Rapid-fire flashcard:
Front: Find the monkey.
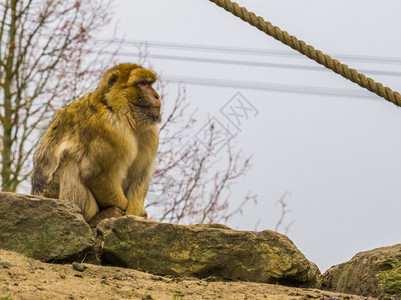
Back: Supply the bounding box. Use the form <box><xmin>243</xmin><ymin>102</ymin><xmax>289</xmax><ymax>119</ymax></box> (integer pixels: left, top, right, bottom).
<box><xmin>31</xmin><ymin>63</ymin><xmax>161</xmax><ymax>225</ymax></box>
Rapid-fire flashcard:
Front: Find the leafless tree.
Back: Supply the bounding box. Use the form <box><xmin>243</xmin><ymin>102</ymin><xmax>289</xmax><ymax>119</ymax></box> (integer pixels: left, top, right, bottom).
<box><xmin>0</xmin><ymin>0</ymin><xmax>116</xmax><ymax>191</ymax></box>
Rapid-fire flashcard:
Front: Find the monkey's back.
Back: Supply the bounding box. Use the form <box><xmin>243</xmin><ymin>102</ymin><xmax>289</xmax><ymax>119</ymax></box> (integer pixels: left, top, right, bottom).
<box><xmin>31</xmin><ymin>92</ymin><xmax>130</xmax><ymax>197</ymax></box>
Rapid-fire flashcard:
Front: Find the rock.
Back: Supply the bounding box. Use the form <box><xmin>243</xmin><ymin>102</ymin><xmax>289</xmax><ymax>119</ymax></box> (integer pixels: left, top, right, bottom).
<box><xmin>0</xmin><ymin>191</ymin><xmax>94</xmax><ymax>261</ymax></box>
<box><xmin>96</xmin><ymin>216</ymin><xmax>320</xmax><ymax>287</ymax></box>
<box><xmin>321</xmin><ymin>244</ymin><xmax>401</xmax><ymax>298</ymax></box>
<box><xmin>72</xmin><ymin>262</ymin><xmax>88</xmax><ymax>272</ymax></box>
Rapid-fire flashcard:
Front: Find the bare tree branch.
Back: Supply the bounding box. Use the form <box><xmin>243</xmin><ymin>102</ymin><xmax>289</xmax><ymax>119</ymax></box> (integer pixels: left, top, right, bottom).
<box><xmin>275</xmin><ymin>192</ymin><xmax>294</xmax><ymax>234</ymax></box>
<box><xmin>146</xmin><ymin>83</ymin><xmax>257</xmax><ymax>225</ymax></box>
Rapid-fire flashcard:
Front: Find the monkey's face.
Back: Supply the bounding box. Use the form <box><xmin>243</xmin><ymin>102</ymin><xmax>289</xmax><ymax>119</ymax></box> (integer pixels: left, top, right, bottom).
<box><xmin>129</xmin><ymin>81</ymin><xmax>161</xmax><ymax>123</ymax></box>
<box><xmin>105</xmin><ymin>66</ymin><xmax>162</xmax><ymax>124</ymax></box>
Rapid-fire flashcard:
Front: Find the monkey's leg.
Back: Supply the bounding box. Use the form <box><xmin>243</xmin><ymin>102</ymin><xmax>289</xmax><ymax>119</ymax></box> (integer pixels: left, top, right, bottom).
<box><xmin>59</xmin><ymin>163</ymin><xmax>99</xmax><ymax>221</ymax></box>
<box><xmin>84</xmin><ymin>176</ymin><xmax>129</xmax><ymax>213</ymax></box>
<box><xmin>125</xmin><ymin>182</ymin><xmax>148</xmax><ymax>217</ymax></box>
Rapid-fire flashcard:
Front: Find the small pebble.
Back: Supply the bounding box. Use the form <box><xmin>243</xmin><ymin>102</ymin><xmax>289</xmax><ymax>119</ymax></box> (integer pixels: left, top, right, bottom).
<box><xmin>72</xmin><ymin>262</ymin><xmax>87</xmax><ymax>272</ymax></box>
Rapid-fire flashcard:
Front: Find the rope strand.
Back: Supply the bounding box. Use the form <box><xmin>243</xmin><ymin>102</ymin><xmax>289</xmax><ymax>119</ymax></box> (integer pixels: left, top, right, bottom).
<box><xmin>208</xmin><ymin>0</ymin><xmax>401</xmax><ymax>107</ymax></box>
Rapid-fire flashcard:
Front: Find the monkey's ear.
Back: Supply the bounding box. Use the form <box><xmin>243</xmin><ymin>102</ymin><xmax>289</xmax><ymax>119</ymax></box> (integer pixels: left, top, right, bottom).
<box><xmin>108</xmin><ymin>73</ymin><xmax>118</xmax><ymax>88</ymax></box>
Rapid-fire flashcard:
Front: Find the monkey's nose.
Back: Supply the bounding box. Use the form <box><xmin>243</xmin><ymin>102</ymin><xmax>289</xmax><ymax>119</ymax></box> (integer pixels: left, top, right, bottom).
<box><xmin>153</xmin><ymin>98</ymin><xmax>161</xmax><ymax>108</ymax></box>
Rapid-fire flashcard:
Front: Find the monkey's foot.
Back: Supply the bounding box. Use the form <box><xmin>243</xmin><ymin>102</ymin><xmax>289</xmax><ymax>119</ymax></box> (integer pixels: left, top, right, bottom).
<box><xmin>88</xmin><ymin>206</ymin><xmax>125</xmax><ymax>228</ymax></box>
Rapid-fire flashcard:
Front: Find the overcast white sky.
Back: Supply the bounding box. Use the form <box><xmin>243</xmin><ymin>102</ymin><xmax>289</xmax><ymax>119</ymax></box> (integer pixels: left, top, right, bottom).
<box><xmin>101</xmin><ymin>0</ymin><xmax>401</xmax><ymax>272</ymax></box>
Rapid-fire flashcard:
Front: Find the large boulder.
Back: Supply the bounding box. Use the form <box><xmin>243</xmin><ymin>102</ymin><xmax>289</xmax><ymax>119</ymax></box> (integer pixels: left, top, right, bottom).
<box><xmin>0</xmin><ymin>191</ymin><xmax>94</xmax><ymax>261</ymax></box>
<box><xmin>321</xmin><ymin>244</ymin><xmax>401</xmax><ymax>298</ymax></box>
<box><xmin>96</xmin><ymin>216</ymin><xmax>320</xmax><ymax>287</ymax></box>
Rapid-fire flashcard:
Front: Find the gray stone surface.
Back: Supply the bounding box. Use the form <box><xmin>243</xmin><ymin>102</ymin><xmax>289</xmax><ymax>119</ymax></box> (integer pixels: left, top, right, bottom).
<box><xmin>97</xmin><ymin>216</ymin><xmax>320</xmax><ymax>287</ymax></box>
<box><xmin>0</xmin><ymin>191</ymin><xmax>94</xmax><ymax>261</ymax></box>
<box><xmin>322</xmin><ymin>244</ymin><xmax>401</xmax><ymax>298</ymax></box>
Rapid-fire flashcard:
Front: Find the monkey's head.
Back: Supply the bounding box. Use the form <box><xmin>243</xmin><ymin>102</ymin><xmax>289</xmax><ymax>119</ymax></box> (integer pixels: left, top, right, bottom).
<box><xmin>99</xmin><ymin>63</ymin><xmax>161</xmax><ymax>125</ymax></box>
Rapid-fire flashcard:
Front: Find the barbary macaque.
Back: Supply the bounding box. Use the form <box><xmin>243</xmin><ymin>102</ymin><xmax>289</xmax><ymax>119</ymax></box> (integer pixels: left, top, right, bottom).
<box><xmin>31</xmin><ymin>63</ymin><xmax>161</xmax><ymax>224</ymax></box>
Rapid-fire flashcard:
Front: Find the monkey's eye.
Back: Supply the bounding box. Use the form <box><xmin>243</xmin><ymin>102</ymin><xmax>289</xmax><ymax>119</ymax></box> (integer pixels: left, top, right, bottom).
<box><xmin>137</xmin><ymin>81</ymin><xmax>148</xmax><ymax>86</ymax></box>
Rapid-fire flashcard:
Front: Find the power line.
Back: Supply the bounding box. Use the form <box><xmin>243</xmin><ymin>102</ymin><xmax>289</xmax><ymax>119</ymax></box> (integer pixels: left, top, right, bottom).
<box><xmin>108</xmin><ymin>50</ymin><xmax>401</xmax><ymax>77</ymax></box>
<box><xmin>94</xmin><ymin>41</ymin><xmax>396</xmax><ymax>98</ymax></box>
<box><xmin>95</xmin><ymin>38</ymin><xmax>401</xmax><ymax>65</ymax></box>
<box><xmin>162</xmin><ymin>75</ymin><xmax>379</xmax><ymax>99</ymax></box>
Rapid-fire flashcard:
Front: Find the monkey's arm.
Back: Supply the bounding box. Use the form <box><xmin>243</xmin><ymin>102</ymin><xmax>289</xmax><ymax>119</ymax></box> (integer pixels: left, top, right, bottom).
<box><xmin>124</xmin><ymin>127</ymin><xmax>159</xmax><ymax>217</ymax></box>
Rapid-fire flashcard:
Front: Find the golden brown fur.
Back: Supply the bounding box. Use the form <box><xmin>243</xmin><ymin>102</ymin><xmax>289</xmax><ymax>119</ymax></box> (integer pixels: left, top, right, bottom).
<box><xmin>31</xmin><ymin>63</ymin><xmax>161</xmax><ymax>222</ymax></box>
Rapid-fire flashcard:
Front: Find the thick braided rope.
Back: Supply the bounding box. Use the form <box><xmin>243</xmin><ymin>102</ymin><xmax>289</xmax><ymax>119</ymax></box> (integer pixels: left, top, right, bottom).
<box><xmin>208</xmin><ymin>0</ymin><xmax>401</xmax><ymax>107</ymax></box>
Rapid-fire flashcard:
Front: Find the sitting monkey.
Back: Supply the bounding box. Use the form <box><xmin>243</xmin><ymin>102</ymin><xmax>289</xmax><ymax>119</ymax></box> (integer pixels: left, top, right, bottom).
<box><xmin>31</xmin><ymin>63</ymin><xmax>161</xmax><ymax>224</ymax></box>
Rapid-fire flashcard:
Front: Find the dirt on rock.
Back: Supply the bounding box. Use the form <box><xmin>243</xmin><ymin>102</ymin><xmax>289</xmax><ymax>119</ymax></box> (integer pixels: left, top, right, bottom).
<box><xmin>0</xmin><ymin>250</ymin><xmax>376</xmax><ymax>300</ymax></box>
